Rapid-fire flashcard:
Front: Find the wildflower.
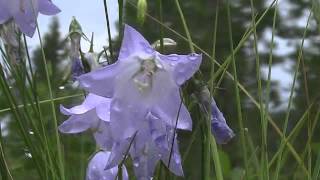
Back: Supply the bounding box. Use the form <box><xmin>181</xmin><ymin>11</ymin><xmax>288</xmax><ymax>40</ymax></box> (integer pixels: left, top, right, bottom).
<box><xmin>59</xmin><ymin>93</ymin><xmax>113</xmax><ymax>150</ymax></box>
<box><xmin>87</xmin><ymin>151</ymin><xmax>128</xmax><ymax>180</ymax></box>
<box><xmin>0</xmin><ymin>0</ymin><xmax>60</xmax><ymax>37</ymax></box>
<box><xmin>78</xmin><ymin>24</ymin><xmax>202</xmax><ymax>140</ymax></box>
<box><xmin>210</xmin><ymin>98</ymin><xmax>235</xmax><ymax>144</ymax></box>
<box><xmin>68</xmin><ymin>17</ymin><xmax>85</xmax><ymax>79</ymax></box>
<box><xmin>197</xmin><ymin>86</ymin><xmax>234</xmax><ymax>144</ymax></box>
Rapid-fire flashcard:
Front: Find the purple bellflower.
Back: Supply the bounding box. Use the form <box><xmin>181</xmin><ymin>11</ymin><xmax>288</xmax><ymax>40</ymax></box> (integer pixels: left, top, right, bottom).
<box><xmin>197</xmin><ymin>86</ymin><xmax>234</xmax><ymax>144</ymax></box>
<box><xmin>87</xmin><ymin>151</ymin><xmax>128</xmax><ymax>180</ymax></box>
<box><xmin>59</xmin><ymin>93</ymin><xmax>113</xmax><ymax>150</ymax></box>
<box><xmin>59</xmin><ymin>93</ymin><xmax>185</xmax><ymax>178</ymax></box>
<box><xmin>210</xmin><ymin>98</ymin><xmax>235</xmax><ymax>144</ymax></box>
<box><xmin>78</xmin><ymin>24</ymin><xmax>202</xmax><ymax>140</ymax></box>
<box><xmin>0</xmin><ymin>0</ymin><xmax>60</xmax><ymax>37</ymax></box>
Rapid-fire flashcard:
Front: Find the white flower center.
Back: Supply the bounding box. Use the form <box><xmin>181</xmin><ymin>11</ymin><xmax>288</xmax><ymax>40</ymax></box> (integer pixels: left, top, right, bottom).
<box><xmin>132</xmin><ymin>56</ymin><xmax>162</xmax><ymax>92</ymax></box>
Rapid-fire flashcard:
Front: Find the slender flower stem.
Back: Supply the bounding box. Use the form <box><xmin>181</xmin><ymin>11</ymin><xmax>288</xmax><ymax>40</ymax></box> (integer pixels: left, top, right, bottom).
<box><xmin>226</xmin><ymin>0</ymin><xmax>249</xmax><ymax>178</ymax></box>
<box><xmin>264</xmin><ymin>1</ymin><xmax>278</xmax><ymax>179</ymax></box>
<box><xmin>273</xmin><ymin>11</ymin><xmax>312</xmax><ymax>180</ymax></box>
<box><xmin>35</xmin><ymin>22</ymin><xmax>65</xmax><ymax>180</ymax></box>
<box><xmin>208</xmin><ymin>2</ymin><xmax>224</xmax><ymax>180</ymax></box>
<box><xmin>249</xmin><ymin>0</ymin><xmax>269</xmax><ymax>179</ymax></box>
<box><xmin>103</xmin><ymin>0</ymin><xmax>115</xmax><ymax>60</ymax></box>
<box><xmin>157</xmin><ymin>0</ymin><xmax>164</xmax><ymax>53</ymax></box>
<box><xmin>0</xmin><ymin>124</ymin><xmax>13</xmax><ymax>180</ymax></box>
<box><xmin>173</xmin><ymin>0</ymin><xmax>194</xmax><ymax>53</ymax></box>
<box><xmin>0</xmin><ymin>93</ymin><xmax>83</xmax><ymax>114</ymax></box>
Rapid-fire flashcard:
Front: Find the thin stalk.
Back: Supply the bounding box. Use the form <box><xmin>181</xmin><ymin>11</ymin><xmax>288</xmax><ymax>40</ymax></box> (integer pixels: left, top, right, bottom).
<box><xmin>118</xmin><ymin>0</ymin><xmax>124</xmax><ymax>32</ymax></box>
<box><xmin>264</xmin><ymin>0</ymin><xmax>278</xmax><ymax>179</ymax></box>
<box><xmin>103</xmin><ymin>0</ymin><xmax>115</xmax><ymax>60</ymax></box>
<box><xmin>227</xmin><ymin>0</ymin><xmax>249</xmax><ymax>178</ymax></box>
<box><xmin>207</xmin><ymin>2</ymin><xmax>224</xmax><ymax>180</ymax></box>
<box><xmin>157</xmin><ymin>0</ymin><xmax>164</xmax><ymax>53</ymax></box>
<box><xmin>273</xmin><ymin>10</ymin><xmax>312</xmax><ymax>180</ymax></box>
<box><xmin>0</xmin><ymin>125</ymin><xmax>14</xmax><ymax>180</ymax></box>
<box><xmin>35</xmin><ymin>21</ymin><xmax>65</xmax><ymax>180</ymax></box>
<box><xmin>173</xmin><ymin>0</ymin><xmax>194</xmax><ymax>53</ymax></box>
<box><xmin>249</xmin><ymin>0</ymin><xmax>268</xmax><ymax>179</ymax></box>
<box><xmin>0</xmin><ymin>93</ymin><xmax>83</xmax><ymax>114</ymax></box>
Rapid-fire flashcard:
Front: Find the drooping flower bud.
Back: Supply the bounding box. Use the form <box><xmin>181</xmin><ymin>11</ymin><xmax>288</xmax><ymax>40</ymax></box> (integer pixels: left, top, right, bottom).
<box><xmin>137</xmin><ymin>0</ymin><xmax>147</xmax><ymax>25</ymax></box>
<box><xmin>68</xmin><ymin>17</ymin><xmax>86</xmax><ymax>79</ymax></box>
<box><xmin>152</xmin><ymin>38</ymin><xmax>177</xmax><ymax>54</ymax></box>
<box><xmin>196</xmin><ymin>85</ymin><xmax>235</xmax><ymax>144</ymax></box>
<box><xmin>68</xmin><ymin>17</ymin><xmax>83</xmax><ymax>58</ymax></box>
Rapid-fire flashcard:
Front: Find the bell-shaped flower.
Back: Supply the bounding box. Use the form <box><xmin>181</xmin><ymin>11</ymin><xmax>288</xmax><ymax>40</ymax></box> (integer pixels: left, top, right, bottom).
<box><xmin>78</xmin><ymin>24</ymin><xmax>202</xmax><ymax>140</ymax></box>
<box><xmin>0</xmin><ymin>0</ymin><xmax>60</xmax><ymax>37</ymax></box>
<box><xmin>210</xmin><ymin>98</ymin><xmax>235</xmax><ymax>144</ymax></box>
<box><xmin>59</xmin><ymin>93</ymin><xmax>113</xmax><ymax>150</ymax></box>
<box><xmin>86</xmin><ymin>151</ymin><xmax>128</xmax><ymax>180</ymax></box>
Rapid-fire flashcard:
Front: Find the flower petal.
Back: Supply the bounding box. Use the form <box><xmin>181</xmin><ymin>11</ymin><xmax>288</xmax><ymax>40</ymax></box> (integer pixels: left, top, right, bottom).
<box><xmin>60</xmin><ymin>94</ymin><xmax>108</xmax><ymax>115</ymax></box>
<box><xmin>118</xmin><ymin>24</ymin><xmax>154</xmax><ymax>61</ymax></box>
<box><xmin>78</xmin><ymin>62</ymin><xmax>120</xmax><ymax>98</ymax></box>
<box><xmin>105</xmin><ymin>139</ymin><xmax>131</xmax><ymax>169</ymax></box>
<box><xmin>38</xmin><ymin>0</ymin><xmax>61</xmax><ymax>15</ymax></box>
<box><xmin>211</xmin><ymin>99</ymin><xmax>235</xmax><ymax>144</ymax></box>
<box><xmin>158</xmin><ymin>53</ymin><xmax>202</xmax><ymax>85</ymax></box>
<box><xmin>13</xmin><ymin>12</ymin><xmax>36</xmax><ymax>37</ymax></box>
<box><xmin>110</xmin><ymin>98</ymin><xmax>147</xmax><ymax>140</ymax></box>
<box><xmin>160</xmin><ymin>140</ymin><xmax>184</xmax><ymax>177</ymax></box>
<box><xmin>58</xmin><ymin>110</ymin><xmax>98</xmax><ymax>134</ymax></box>
<box><xmin>86</xmin><ymin>151</ymin><xmax>128</xmax><ymax>180</ymax></box>
<box><xmin>93</xmin><ymin>121</ymin><xmax>113</xmax><ymax>150</ymax></box>
<box><xmin>0</xmin><ymin>1</ymin><xmax>10</xmax><ymax>24</ymax></box>
<box><xmin>131</xmin><ymin>149</ymin><xmax>160</xmax><ymax>179</ymax></box>
<box><xmin>151</xmin><ymin>86</ymin><xmax>192</xmax><ymax>131</ymax></box>
<box><xmin>95</xmin><ymin>102</ymin><xmax>111</xmax><ymax>122</ymax></box>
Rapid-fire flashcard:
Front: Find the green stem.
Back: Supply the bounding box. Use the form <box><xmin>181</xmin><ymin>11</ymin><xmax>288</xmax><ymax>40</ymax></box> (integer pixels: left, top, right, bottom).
<box><xmin>226</xmin><ymin>0</ymin><xmax>249</xmax><ymax>178</ymax></box>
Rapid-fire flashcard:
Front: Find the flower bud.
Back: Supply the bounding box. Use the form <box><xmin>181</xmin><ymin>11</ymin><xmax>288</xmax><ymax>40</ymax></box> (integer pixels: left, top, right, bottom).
<box><xmin>137</xmin><ymin>0</ymin><xmax>147</xmax><ymax>25</ymax></box>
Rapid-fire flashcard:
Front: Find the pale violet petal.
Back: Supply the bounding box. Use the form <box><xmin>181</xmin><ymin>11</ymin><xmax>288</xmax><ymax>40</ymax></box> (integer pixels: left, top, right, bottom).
<box><xmin>58</xmin><ymin>110</ymin><xmax>98</xmax><ymax>134</ymax></box>
<box><xmin>78</xmin><ymin>63</ymin><xmax>120</xmax><ymax>98</ymax></box>
<box><xmin>38</xmin><ymin>0</ymin><xmax>61</xmax><ymax>15</ymax></box>
<box><xmin>151</xmin><ymin>86</ymin><xmax>192</xmax><ymax>130</ymax></box>
<box><xmin>158</xmin><ymin>53</ymin><xmax>202</xmax><ymax>85</ymax></box>
<box><xmin>93</xmin><ymin>121</ymin><xmax>113</xmax><ymax>150</ymax></box>
<box><xmin>118</xmin><ymin>24</ymin><xmax>154</xmax><ymax>61</ymax></box>
<box><xmin>105</xmin><ymin>139</ymin><xmax>131</xmax><ymax>169</ymax></box>
<box><xmin>160</xmin><ymin>140</ymin><xmax>184</xmax><ymax>177</ymax></box>
<box><xmin>110</xmin><ymin>98</ymin><xmax>147</xmax><ymax>140</ymax></box>
<box><xmin>13</xmin><ymin>12</ymin><xmax>36</xmax><ymax>37</ymax></box>
<box><xmin>86</xmin><ymin>151</ymin><xmax>128</xmax><ymax>180</ymax></box>
<box><xmin>0</xmin><ymin>0</ymin><xmax>10</xmax><ymax>24</ymax></box>
<box><xmin>60</xmin><ymin>94</ymin><xmax>108</xmax><ymax>115</ymax></box>
<box><xmin>95</xmin><ymin>100</ymin><xmax>111</xmax><ymax>122</ymax></box>
<box><xmin>211</xmin><ymin>98</ymin><xmax>235</xmax><ymax>144</ymax></box>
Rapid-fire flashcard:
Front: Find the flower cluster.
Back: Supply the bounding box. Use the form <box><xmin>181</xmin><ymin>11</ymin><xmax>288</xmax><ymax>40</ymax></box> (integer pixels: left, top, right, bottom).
<box><xmin>59</xmin><ymin>25</ymin><xmax>234</xmax><ymax>179</ymax></box>
<box><xmin>0</xmin><ymin>0</ymin><xmax>60</xmax><ymax>37</ymax></box>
